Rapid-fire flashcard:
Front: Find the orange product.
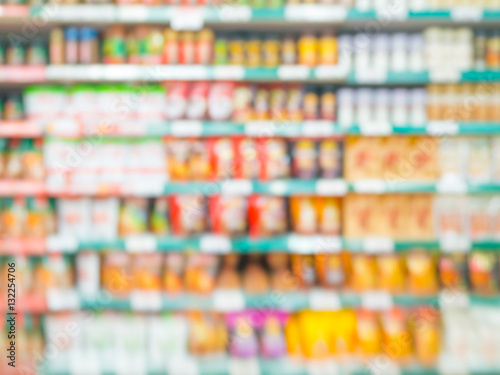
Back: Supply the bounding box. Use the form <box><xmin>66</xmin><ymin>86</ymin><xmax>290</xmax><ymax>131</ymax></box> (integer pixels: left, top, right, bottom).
<box><xmin>162</xmin><ymin>29</ymin><xmax>179</xmax><ymax>64</ymax></box>
<box><xmin>179</xmin><ymin>32</ymin><xmax>196</xmax><ymax>64</ymax></box>
<box><xmin>243</xmin><ymin>260</ymin><xmax>270</xmax><ymax>294</ymax></box>
<box><xmin>290</xmin><ymin>197</ymin><xmax>318</xmax><ymax>235</ymax></box>
<box><xmin>163</xmin><ymin>253</ymin><xmax>184</xmax><ymax>294</ymax></box>
<box><xmin>349</xmin><ymin>254</ymin><xmax>378</xmax><ymax>292</ymax></box>
<box><xmin>232</xmin><ymin>84</ymin><xmax>254</xmax><ymax>122</ymax></box>
<box><xmin>380</xmin><ymin>136</ymin><xmax>408</xmax><ymax>181</ymax></box>
<box><xmin>166</xmin><ymin>139</ymin><xmax>190</xmax><ymax>180</ymax></box>
<box><xmin>285</xmin><ymin>314</ymin><xmax>302</xmax><ymax>357</ymax></box>
<box><xmin>188</xmin><ymin>139</ymin><xmax>211</xmax><ymax>180</ymax></box>
<box><xmin>291</xmin><ymin>254</ymin><xmax>317</xmax><ymax>289</ymax></box>
<box><xmin>318</xmin><ymin>31</ymin><xmax>337</xmax><ymax>65</ymax></box>
<box><xmin>343</xmin><ymin>194</ymin><xmax>380</xmax><ymax>238</ymax></box>
<box><xmin>410</xmin><ymin>307</ymin><xmax>441</xmax><ymax>366</ymax></box>
<box><xmin>344</xmin><ymin>137</ymin><xmax>382</xmax><ymax>180</ymax></box>
<box><xmin>195</xmin><ymin>29</ymin><xmax>214</xmax><ymax>65</ymax></box>
<box><xmin>317</xmin><ymin>197</ymin><xmax>341</xmax><ymax>235</ymax></box>
<box><xmin>297</xmin><ymin>311</ymin><xmax>331</xmax><ymax>359</ymax></box>
<box><xmin>298</xmin><ymin>32</ymin><xmax>318</xmax><ymax>66</ymax></box>
<box><xmin>101</xmin><ymin>252</ymin><xmax>132</xmax><ymax>297</ymax></box>
<box><xmin>315</xmin><ymin>253</ymin><xmax>345</xmax><ymax>289</ymax></box>
<box><xmin>356</xmin><ymin>308</ymin><xmax>382</xmax><ymax>358</ymax></box>
<box><xmin>381</xmin><ymin>307</ymin><xmax>412</xmax><ymax>363</ymax></box>
<box><xmin>253</xmin><ymin>86</ymin><xmax>270</xmax><ymax>120</ymax></box>
<box><xmin>406</xmin><ymin>136</ymin><xmax>438</xmax><ymax>181</ymax></box>
<box><xmin>133</xmin><ymin>253</ymin><xmax>162</xmax><ymax>291</ymax></box>
<box><xmin>378</xmin><ymin>194</ymin><xmax>409</xmax><ymax>239</ymax></box>
<box><xmin>377</xmin><ymin>254</ymin><xmax>407</xmax><ymax>293</ymax></box>
<box><xmin>438</xmin><ymin>253</ymin><xmax>468</xmax><ymax>290</ymax></box>
<box><xmin>468</xmin><ymin>251</ymin><xmax>499</xmax><ymax>295</ymax></box>
<box><xmin>184</xmin><ymin>254</ymin><xmax>218</xmax><ymax>294</ymax></box>
<box><xmin>406</xmin><ymin>250</ymin><xmax>438</xmax><ymax>295</ymax></box>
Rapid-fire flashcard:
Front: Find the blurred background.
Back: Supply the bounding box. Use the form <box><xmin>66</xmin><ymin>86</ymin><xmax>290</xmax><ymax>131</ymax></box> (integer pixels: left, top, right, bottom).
<box><xmin>1</xmin><ymin>0</ymin><xmax>500</xmax><ymax>374</ymax></box>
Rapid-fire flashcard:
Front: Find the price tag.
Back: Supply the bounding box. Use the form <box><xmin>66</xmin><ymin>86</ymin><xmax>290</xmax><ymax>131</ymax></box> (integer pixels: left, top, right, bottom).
<box><xmin>363</xmin><ymin>237</ymin><xmax>394</xmax><ymax>253</ymax></box>
<box><xmin>171</xmin><ymin>7</ymin><xmax>204</xmax><ymax>30</ymax></box>
<box><xmin>156</xmin><ymin>65</ymin><xmax>209</xmax><ymax>80</ymax></box>
<box><xmin>451</xmin><ymin>7</ymin><xmax>482</xmax><ymax>21</ymax></box>
<box><xmin>48</xmin><ymin>118</ymin><xmax>80</xmax><ymax>137</ymax></box>
<box><xmin>229</xmin><ymin>358</ymin><xmax>260</xmax><ymax>375</ymax></box>
<box><xmin>436</xmin><ymin>176</ymin><xmax>468</xmax><ymax>194</ymax></box>
<box><xmin>125</xmin><ymin>182</ymin><xmax>164</xmax><ymax>197</ymax></box>
<box><xmin>213</xmin><ymin>289</ymin><xmax>245</xmax><ymax>312</ymax></box>
<box><xmin>315</xmin><ymin>65</ymin><xmax>349</xmax><ymax>80</ymax></box>
<box><xmin>130</xmin><ymin>291</ymin><xmax>162</xmax><ymax>311</ymax></box>
<box><xmin>369</xmin><ymin>361</ymin><xmax>401</xmax><ymax>375</ymax></box>
<box><xmin>125</xmin><ymin>235</ymin><xmax>157</xmax><ymax>252</ymax></box>
<box><xmin>315</xmin><ymin>179</ymin><xmax>348</xmax><ymax>196</ymax></box>
<box><xmin>103</xmin><ymin>65</ymin><xmax>141</xmax><ymax>81</ymax></box>
<box><xmin>117</xmin><ymin>5</ymin><xmax>149</xmax><ymax>21</ymax></box>
<box><xmin>303</xmin><ymin>121</ymin><xmax>335</xmax><ymax>136</ymax></box>
<box><xmin>221</xmin><ymin>180</ymin><xmax>253</xmax><ymax>195</ymax></box>
<box><xmin>362</xmin><ymin>291</ymin><xmax>393</xmax><ymax>310</ymax></box>
<box><xmin>268</xmin><ymin>181</ymin><xmax>288</xmax><ymax>195</ymax></box>
<box><xmin>70</xmin><ymin>352</ymin><xmax>100</xmax><ymax>375</ymax></box>
<box><xmin>360</xmin><ymin>121</ymin><xmax>392</xmax><ymax>136</ymax></box>
<box><xmin>306</xmin><ymin>360</ymin><xmax>339</xmax><ymax>375</ymax></box>
<box><xmin>352</xmin><ymin>180</ymin><xmax>386</xmax><ymax>193</ymax></box>
<box><xmin>439</xmin><ymin>290</ymin><xmax>469</xmax><ymax>309</ymax></box>
<box><xmin>309</xmin><ymin>289</ymin><xmax>341</xmax><ymax>311</ymax></box>
<box><xmin>167</xmin><ymin>357</ymin><xmax>199</xmax><ymax>375</ymax></box>
<box><xmin>285</xmin><ymin>5</ymin><xmax>347</xmax><ymax>21</ymax></box>
<box><xmin>426</xmin><ymin>121</ymin><xmax>459</xmax><ymax>135</ymax></box>
<box><xmin>47</xmin><ymin>289</ymin><xmax>80</xmax><ymax>311</ymax></box>
<box><xmin>355</xmin><ymin>69</ymin><xmax>387</xmax><ymax>83</ymax></box>
<box><xmin>218</xmin><ymin>5</ymin><xmax>252</xmax><ymax>22</ymax></box>
<box><xmin>244</xmin><ymin>121</ymin><xmax>276</xmax><ymax>137</ymax></box>
<box><xmin>213</xmin><ymin>66</ymin><xmax>245</xmax><ymax>80</ymax></box>
<box><xmin>314</xmin><ymin>236</ymin><xmax>342</xmax><ymax>253</ymax></box>
<box><xmin>277</xmin><ymin>65</ymin><xmax>310</xmax><ymax>80</ymax></box>
<box><xmin>80</xmin><ymin>5</ymin><xmax>115</xmax><ymax>21</ymax></box>
<box><xmin>429</xmin><ymin>68</ymin><xmax>461</xmax><ymax>83</ymax></box>
<box><xmin>287</xmin><ymin>235</ymin><xmax>316</xmax><ymax>253</ymax></box>
<box><xmin>46</xmin><ymin>235</ymin><xmax>78</xmax><ymax>253</ymax></box>
<box><xmin>200</xmin><ymin>235</ymin><xmax>231</xmax><ymax>253</ymax></box>
<box><xmin>439</xmin><ymin>235</ymin><xmax>471</xmax><ymax>253</ymax></box>
<box><xmin>170</xmin><ymin>120</ymin><xmax>203</xmax><ymax>136</ymax></box>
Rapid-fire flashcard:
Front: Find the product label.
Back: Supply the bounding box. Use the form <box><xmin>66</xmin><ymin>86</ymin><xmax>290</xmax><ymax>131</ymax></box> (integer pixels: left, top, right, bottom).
<box><xmin>200</xmin><ymin>235</ymin><xmax>231</xmax><ymax>253</ymax></box>
<box><xmin>212</xmin><ymin>66</ymin><xmax>245</xmax><ymax>80</ymax></box>
<box><xmin>221</xmin><ymin>180</ymin><xmax>253</xmax><ymax>195</ymax></box>
<box><xmin>315</xmin><ymin>179</ymin><xmax>348</xmax><ymax>196</ymax></box>
<box><xmin>361</xmin><ymin>291</ymin><xmax>393</xmax><ymax>310</ymax></box>
<box><xmin>171</xmin><ymin>7</ymin><xmax>204</xmax><ymax>30</ymax></box>
<box><xmin>125</xmin><ymin>234</ymin><xmax>157</xmax><ymax>253</ymax></box>
<box><xmin>309</xmin><ymin>289</ymin><xmax>341</xmax><ymax>311</ymax></box>
<box><xmin>218</xmin><ymin>6</ymin><xmax>252</xmax><ymax>22</ymax></box>
<box><xmin>130</xmin><ymin>291</ymin><xmax>162</xmax><ymax>311</ymax></box>
<box><xmin>213</xmin><ymin>289</ymin><xmax>245</xmax><ymax>312</ymax></box>
<box><xmin>170</xmin><ymin>120</ymin><xmax>203</xmax><ymax>136</ymax></box>
<box><xmin>277</xmin><ymin>66</ymin><xmax>310</xmax><ymax>80</ymax></box>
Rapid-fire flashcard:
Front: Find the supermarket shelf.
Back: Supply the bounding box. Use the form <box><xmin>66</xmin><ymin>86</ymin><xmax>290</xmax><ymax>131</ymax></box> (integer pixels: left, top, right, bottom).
<box><xmin>3</xmin><ymin>65</ymin><xmax>500</xmax><ymax>83</ymax></box>
<box><xmin>8</xmin><ymin>120</ymin><xmax>500</xmax><ymax>138</ymax></box>
<box><xmin>6</xmin><ymin>289</ymin><xmax>500</xmax><ymax>313</ymax></box>
<box><xmin>0</xmin><ymin>5</ymin><xmax>498</xmax><ymax>25</ymax></box>
<box><xmin>3</xmin><ymin>234</ymin><xmax>500</xmax><ymax>254</ymax></box>
<box><xmin>5</xmin><ymin>178</ymin><xmax>500</xmax><ymax>197</ymax></box>
<box><xmin>40</xmin><ymin>358</ymin><xmax>500</xmax><ymax>375</ymax></box>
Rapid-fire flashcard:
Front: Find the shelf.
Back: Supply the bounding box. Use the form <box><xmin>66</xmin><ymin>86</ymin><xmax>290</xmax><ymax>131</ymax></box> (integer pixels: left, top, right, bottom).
<box><xmin>8</xmin><ymin>120</ymin><xmax>500</xmax><ymax>138</ymax></box>
<box><xmin>3</xmin><ymin>235</ymin><xmax>500</xmax><ymax>255</ymax></box>
<box><xmin>3</xmin><ymin>65</ymin><xmax>500</xmax><ymax>84</ymax></box>
<box><xmin>0</xmin><ymin>5</ymin><xmax>497</xmax><ymax>25</ymax></box>
<box><xmin>5</xmin><ymin>289</ymin><xmax>500</xmax><ymax>313</ymax></box>
<box><xmin>5</xmin><ymin>178</ymin><xmax>500</xmax><ymax>197</ymax></box>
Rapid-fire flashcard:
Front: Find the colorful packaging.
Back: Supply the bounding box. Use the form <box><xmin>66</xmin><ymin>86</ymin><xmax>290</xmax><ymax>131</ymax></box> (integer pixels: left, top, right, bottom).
<box><xmin>407</xmin><ymin>194</ymin><xmax>434</xmax><ymax>240</ymax></box>
<box><xmin>209</xmin><ymin>196</ymin><xmax>247</xmax><ymax>236</ymax></box>
<box><xmin>243</xmin><ymin>259</ymin><xmax>270</xmax><ymax>294</ymax></box>
<box><xmin>208</xmin><ymin>82</ymin><xmax>234</xmax><ymax>121</ymax></box>
<box><xmin>407</xmin><ymin>250</ymin><xmax>438</xmax><ymax>295</ymax></box>
<box><xmin>91</xmin><ymin>198</ymin><xmax>119</xmax><ymax>240</ymax></box>
<box><xmin>411</xmin><ymin>307</ymin><xmax>441</xmax><ymax>366</ymax></box>
<box><xmin>118</xmin><ymin>198</ymin><xmax>148</xmax><ymax>236</ymax></box>
<box><xmin>189</xmin><ymin>139</ymin><xmax>211</xmax><ymax>180</ymax></box>
<box><xmin>315</xmin><ymin>253</ymin><xmax>345</xmax><ymax>289</ymax></box>
<box><xmin>291</xmin><ymin>254</ymin><xmax>316</xmax><ymax>289</ymax></box>
<box><xmin>290</xmin><ymin>197</ymin><xmax>318</xmax><ymax>235</ymax></box>
<box><xmin>163</xmin><ymin>253</ymin><xmax>184</xmax><ymax>294</ymax></box>
<box><xmin>317</xmin><ymin>197</ymin><xmax>341</xmax><ymax>235</ymax></box>
<box><xmin>469</xmin><ymin>251</ymin><xmax>499</xmax><ymax>295</ymax></box>
<box><xmin>292</xmin><ymin>140</ymin><xmax>317</xmax><ymax>179</ymax></box>
<box><xmin>357</xmin><ymin>309</ymin><xmax>382</xmax><ymax>358</ymax></box>
<box><xmin>234</xmin><ymin>138</ymin><xmax>259</xmax><ymax>179</ymax></box>
<box><xmin>248</xmin><ymin>196</ymin><xmax>287</xmax><ymax>237</ymax></box>
<box><xmin>209</xmin><ymin>137</ymin><xmax>235</xmax><ymax>179</ymax></box>
<box><xmin>379</xmin><ymin>194</ymin><xmax>409</xmax><ymax>239</ymax></box>
<box><xmin>102</xmin><ymin>252</ymin><xmax>132</xmax><ymax>297</ymax></box>
<box><xmin>195</xmin><ymin>29</ymin><xmax>214</xmax><ymax>65</ymax></box>
<box><xmin>165</xmin><ymin>81</ymin><xmax>189</xmax><ymax>120</ymax></box>
<box><xmin>349</xmin><ymin>254</ymin><xmax>378</xmax><ymax>291</ymax></box>
<box><xmin>184</xmin><ymin>254</ymin><xmax>218</xmax><ymax>294</ymax></box>
<box><xmin>186</xmin><ymin>81</ymin><xmax>210</xmax><ymax>120</ymax></box>
<box><xmin>170</xmin><ymin>195</ymin><xmax>206</xmax><ymax>236</ymax></box>
<box><xmin>133</xmin><ymin>253</ymin><xmax>162</xmax><ymax>291</ymax></box>
<box><xmin>377</xmin><ymin>254</ymin><xmax>406</xmax><ymax>293</ymax></box>
<box><xmin>439</xmin><ymin>253</ymin><xmax>469</xmax><ymax>290</ymax></box>
<box><xmin>343</xmin><ymin>194</ymin><xmax>379</xmax><ymax>238</ymax></box>
<box><xmin>258</xmin><ymin>139</ymin><xmax>290</xmax><ymax>180</ymax></box>
<box><xmin>233</xmin><ymin>84</ymin><xmax>254</xmax><ymax>121</ymax></box>
<box><xmin>381</xmin><ymin>307</ymin><xmax>412</xmax><ymax>363</ymax></box>
<box><xmin>318</xmin><ymin>140</ymin><xmax>342</xmax><ymax>178</ymax></box>
<box><xmin>150</xmin><ymin>198</ymin><xmax>170</xmax><ymax>236</ymax></box>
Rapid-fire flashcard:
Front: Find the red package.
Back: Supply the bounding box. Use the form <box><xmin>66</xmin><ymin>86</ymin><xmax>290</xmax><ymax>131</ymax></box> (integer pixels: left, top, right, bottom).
<box><xmin>234</xmin><ymin>137</ymin><xmax>259</xmax><ymax>179</ymax></box>
<box><xmin>179</xmin><ymin>32</ymin><xmax>195</xmax><ymax>64</ymax></box>
<box><xmin>208</xmin><ymin>138</ymin><xmax>235</xmax><ymax>180</ymax></box>
<box><xmin>248</xmin><ymin>195</ymin><xmax>287</xmax><ymax>237</ymax></box>
<box><xmin>187</xmin><ymin>81</ymin><xmax>210</xmax><ymax>120</ymax></box>
<box><xmin>162</xmin><ymin>29</ymin><xmax>179</xmax><ymax>64</ymax></box>
<box><xmin>170</xmin><ymin>195</ymin><xmax>206</xmax><ymax>236</ymax></box>
<box><xmin>209</xmin><ymin>196</ymin><xmax>248</xmax><ymax>236</ymax></box>
<box><xmin>165</xmin><ymin>82</ymin><xmax>189</xmax><ymax>120</ymax></box>
<box><xmin>258</xmin><ymin>139</ymin><xmax>290</xmax><ymax>180</ymax></box>
<box><xmin>208</xmin><ymin>82</ymin><xmax>235</xmax><ymax>121</ymax></box>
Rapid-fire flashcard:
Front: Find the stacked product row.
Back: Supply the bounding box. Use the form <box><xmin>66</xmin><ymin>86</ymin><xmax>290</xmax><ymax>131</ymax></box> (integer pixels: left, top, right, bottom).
<box><xmin>1</xmin><ymin>194</ymin><xmax>500</xmax><ymax>240</ymax></box>
<box><xmin>14</xmin><ymin>83</ymin><xmax>500</xmax><ymax>123</ymax></box>
<box><xmin>2</xmin><ymin>251</ymin><xmax>499</xmax><ymax>298</ymax></box>
<box><xmin>3</xmin><ymin>27</ymin><xmax>500</xmax><ymax>73</ymax></box>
